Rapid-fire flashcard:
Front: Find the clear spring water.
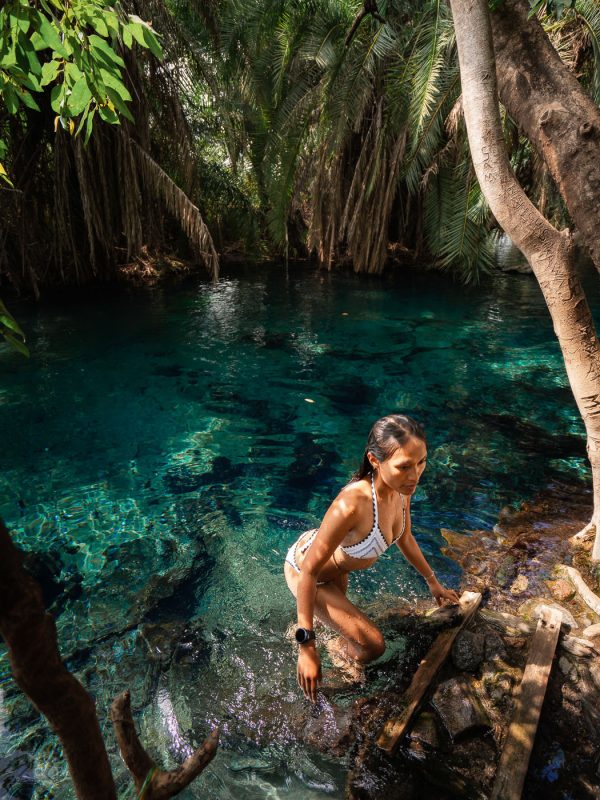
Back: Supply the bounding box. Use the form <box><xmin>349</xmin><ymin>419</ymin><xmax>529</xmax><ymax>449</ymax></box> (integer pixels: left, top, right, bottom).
<box><xmin>0</xmin><ymin>263</ymin><xmax>597</xmax><ymax>798</ymax></box>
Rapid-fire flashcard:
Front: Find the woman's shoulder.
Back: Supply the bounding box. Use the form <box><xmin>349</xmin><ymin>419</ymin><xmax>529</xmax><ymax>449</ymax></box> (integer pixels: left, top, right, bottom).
<box><xmin>335</xmin><ymin>479</ymin><xmax>372</xmax><ymax>508</ymax></box>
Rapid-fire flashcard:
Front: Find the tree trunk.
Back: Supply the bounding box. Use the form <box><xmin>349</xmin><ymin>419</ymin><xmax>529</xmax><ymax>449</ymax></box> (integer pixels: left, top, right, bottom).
<box><xmin>0</xmin><ymin>519</ymin><xmax>118</xmax><ymax>800</ymax></box>
<box><xmin>490</xmin><ymin>0</ymin><xmax>600</xmax><ymax>273</ymax></box>
<box><xmin>448</xmin><ymin>0</ymin><xmax>600</xmax><ymax>560</ymax></box>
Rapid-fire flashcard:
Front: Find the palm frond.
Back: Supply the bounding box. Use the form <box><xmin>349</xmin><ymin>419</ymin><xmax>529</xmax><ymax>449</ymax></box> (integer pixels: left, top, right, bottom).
<box><xmin>131</xmin><ymin>137</ymin><xmax>219</xmax><ymax>278</ymax></box>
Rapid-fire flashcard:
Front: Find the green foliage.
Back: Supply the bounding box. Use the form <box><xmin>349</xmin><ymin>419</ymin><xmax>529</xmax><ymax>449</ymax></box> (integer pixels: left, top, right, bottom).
<box><xmin>0</xmin><ymin>0</ymin><xmax>163</xmax><ymax>182</ymax></box>
<box><xmin>576</xmin><ymin>0</ymin><xmax>600</xmax><ymax>103</ymax></box>
<box><xmin>529</xmin><ymin>0</ymin><xmax>576</xmax><ymax>20</ymax></box>
<box><xmin>0</xmin><ymin>298</ymin><xmax>28</xmax><ymax>356</ymax></box>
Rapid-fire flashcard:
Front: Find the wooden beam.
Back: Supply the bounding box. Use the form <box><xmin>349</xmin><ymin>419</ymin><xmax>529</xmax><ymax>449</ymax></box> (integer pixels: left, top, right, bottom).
<box><xmin>376</xmin><ymin>591</ymin><xmax>482</xmax><ymax>755</ymax></box>
<box><xmin>491</xmin><ymin>605</ymin><xmax>562</xmax><ymax>800</ymax></box>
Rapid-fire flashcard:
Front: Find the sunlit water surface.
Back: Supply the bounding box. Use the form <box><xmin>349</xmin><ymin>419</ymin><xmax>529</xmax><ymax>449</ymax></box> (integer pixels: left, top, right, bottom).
<box><xmin>0</xmin><ymin>264</ymin><xmax>596</xmax><ymax>798</ymax></box>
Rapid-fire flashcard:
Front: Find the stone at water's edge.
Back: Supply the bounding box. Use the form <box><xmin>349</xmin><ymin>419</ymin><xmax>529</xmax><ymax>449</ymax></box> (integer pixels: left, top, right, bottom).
<box><xmin>547</xmin><ymin>578</ymin><xmax>576</xmax><ymax>602</ymax></box>
<box><xmin>451</xmin><ymin>630</ymin><xmax>485</xmax><ymax>672</ymax></box>
<box><xmin>407</xmin><ymin>711</ymin><xmax>439</xmax><ymax>756</ymax></box>
<box><xmin>583</xmin><ymin>623</ymin><xmax>600</xmax><ymax>639</ymax></box>
<box><xmin>430</xmin><ymin>676</ymin><xmax>492</xmax><ymax>742</ymax></box>
<box><xmin>509</xmin><ymin>574</ymin><xmax>529</xmax><ymax>595</ymax></box>
<box><xmin>590</xmin><ymin>660</ymin><xmax>600</xmax><ymax>692</ymax></box>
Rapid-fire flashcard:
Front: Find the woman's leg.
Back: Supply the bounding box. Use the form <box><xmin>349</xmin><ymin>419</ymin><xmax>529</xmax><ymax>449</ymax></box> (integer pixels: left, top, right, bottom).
<box><xmin>313</xmin><ymin>583</ymin><xmax>385</xmax><ymax>663</ymax></box>
<box><xmin>284</xmin><ymin>563</ymin><xmax>384</xmax><ymax>663</ymax></box>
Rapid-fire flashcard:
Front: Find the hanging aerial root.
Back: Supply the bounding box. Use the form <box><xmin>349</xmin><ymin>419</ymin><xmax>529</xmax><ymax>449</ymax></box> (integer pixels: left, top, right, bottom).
<box><xmin>111</xmin><ymin>690</ymin><xmax>219</xmax><ymax>800</ymax></box>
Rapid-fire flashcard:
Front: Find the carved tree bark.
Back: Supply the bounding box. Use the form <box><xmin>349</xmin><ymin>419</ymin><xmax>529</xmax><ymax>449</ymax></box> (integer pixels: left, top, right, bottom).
<box><xmin>490</xmin><ymin>0</ymin><xmax>600</xmax><ymax>273</ymax></box>
<box><xmin>0</xmin><ymin>518</ymin><xmax>219</xmax><ymax>798</ymax></box>
<box><xmin>448</xmin><ymin>0</ymin><xmax>600</xmax><ymax>560</ymax></box>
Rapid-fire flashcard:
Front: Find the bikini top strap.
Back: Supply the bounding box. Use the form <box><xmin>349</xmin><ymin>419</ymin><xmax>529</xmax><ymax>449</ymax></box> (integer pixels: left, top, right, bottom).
<box><xmin>370</xmin><ymin>473</ymin><xmax>379</xmax><ymax>529</ymax></box>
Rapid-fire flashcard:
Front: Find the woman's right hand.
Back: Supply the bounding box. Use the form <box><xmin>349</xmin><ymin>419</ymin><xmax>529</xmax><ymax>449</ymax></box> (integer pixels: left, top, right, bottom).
<box><xmin>297</xmin><ymin>644</ymin><xmax>322</xmax><ymax>703</ymax></box>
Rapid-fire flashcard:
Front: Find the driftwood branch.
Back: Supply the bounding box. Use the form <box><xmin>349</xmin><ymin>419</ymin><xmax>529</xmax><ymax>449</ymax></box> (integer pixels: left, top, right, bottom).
<box><xmin>345</xmin><ymin>0</ymin><xmax>386</xmax><ymax>47</ymax></box>
<box><xmin>0</xmin><ymin>518</ymin><xmax>117</xmax><ymax>800</ymax></box>
<box><xmin>111</xmin><ymin>691</ymin><xmax>219</xmax><ymax>799</ymax></box>
<box><xmin>478</xmin><ymin>608</ymin><xmax>599</xmax><ymax>658</ymax></box>
<box><xmin>556</xmin><ymin>564</ymin><xmax>600</xmax><ymax>617</ymax></box>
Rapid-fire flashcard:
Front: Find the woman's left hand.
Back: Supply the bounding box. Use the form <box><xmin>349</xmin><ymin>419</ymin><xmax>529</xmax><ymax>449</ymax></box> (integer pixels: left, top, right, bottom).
<box><xmin>429</xmin><ymin>580</ymin><xmax>460</xmax><ymax>606</ymax></box>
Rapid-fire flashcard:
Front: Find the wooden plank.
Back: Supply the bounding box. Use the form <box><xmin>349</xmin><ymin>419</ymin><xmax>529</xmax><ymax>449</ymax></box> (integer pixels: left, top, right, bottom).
<box><xmin>376</xmin><ymin>591</ymin><xmax>482</xmax><ymax>755</ymax></box>
<box><xmin>491</xmin><ymin>605</ymin><xmax>562</xmax><ymax>800</ymax></box>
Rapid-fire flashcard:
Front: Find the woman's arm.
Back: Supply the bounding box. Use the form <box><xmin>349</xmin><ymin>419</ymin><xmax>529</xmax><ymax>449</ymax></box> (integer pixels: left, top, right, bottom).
<box><xmin>295</xmin><ymin>489</ymin><xmax>360</xmax><ymax>701</ymax></box>
<box><xmin>396</xmin><ymin>499</ymin><xmax>460</xmax><ymax>606</ymax></box>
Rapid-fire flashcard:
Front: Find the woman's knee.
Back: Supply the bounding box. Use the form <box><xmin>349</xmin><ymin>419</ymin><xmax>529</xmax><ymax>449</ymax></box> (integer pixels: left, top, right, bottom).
<box><xmin>359</xmin><ymin>628</ymin><xmax>386</xmax><ymax>662</ymax></box>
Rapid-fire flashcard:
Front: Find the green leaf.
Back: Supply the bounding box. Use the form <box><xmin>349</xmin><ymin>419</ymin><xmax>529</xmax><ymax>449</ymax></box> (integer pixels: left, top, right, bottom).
<box><xmin>41</xmin><ymin>59</ymin><xmax>61</xmax><ymax>86</ymax></box>
<box><xmin>90</xmin><ymin>15</ymin><xmax>109</xmax><ymax>37</ymax></box>
<box><xmin>21</xmin><ymin>72</ymin><xmax>42</xmax><ymax>92</ymax></box>
<box><xmin>30</xmin><ymin>31</ymin><xmax>47</xmax><ymax>51</ymax></box>
<box><xmin>127</xmin><ymin>19</ymin><xmax>162</xmax><ymax>58</ymax></box>
<box><xmin>89</xmin><ymin>34</ymin><xmax>124</xmax><ymax>68</ymax></box>
<box><xmin>50</xmin><ymin>83</ymin><xmax>64</xmax><ymax>112</ymax></box>
<box><xmin>37</xmin><ymin>15</ymin><xmax>69</xmax><ymax>57</ymax></box>
<box><xmin>64</xmin><ymin>61</ymin><xmax>84</xmax><ymax>83</ymax></box>
<box><xmin>84</xmin><ymin>106</ymin><xmax>96</xmax><ymax>143</ymax></box>
<box><xmin>3</xmin><ymin>330</ymin><xmax>30</xmax><ymax>357</ymax></box>
<box><xmin>99</xmin><ymin>67</ymin><xmax>131</xmax><ymax>101</ymax></box>
<box><xmin>105</xmin><ymin>86</ymin><xmax>133</xmax><ymax>121</ymax></box>
<box><xmin>4</xmin><ymin>84</ymin><xmax>19</xmax><ymax>114</ymax></box>
<box><xmin>16</xmin><ymin>31</ymin><xmax>42</xmax><ymax>75</ymax></box>
<box><xmin>17</xmin><ymin>88</ymin><xmax>41</xmax><ymax>111</ymax></box>
<box><xmin>9</xmin><ymin>7</ymin><xmax>30</xmax><ymax>34</ymax></box>
<box><xmin>75</xmin><ymin>102</ymin><xmax>91</xmax><ymax>136</ymax></box>
<box><xmin>68</xmin><ymin>75</ymin><xmax>92</xmax><ymax>115</ymax></box>
<box><xmin>122</xmin><ymin>23</ymin><xmax>133</xmax><ymax>49</ymax></box>
<box><xmin>141</xmin><ymin>26</ymin><xmax>163</xmax><ymax>60</ymax></box>
<box><xmin>0</xmin><ymin>311</ymin><xmax>25</xmax><ymax>338</ymax></box>
<box><xmin>98</xmin><ymin>103</ymin><xmax>119</xmax><ymax>124</ymax></box>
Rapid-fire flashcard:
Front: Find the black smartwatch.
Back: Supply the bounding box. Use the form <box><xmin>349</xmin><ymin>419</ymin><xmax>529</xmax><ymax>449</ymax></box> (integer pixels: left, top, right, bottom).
<box><xmin>295</xmin><ymin>627</ymin><xmax>316</xmax><ymax>644</ymax></box>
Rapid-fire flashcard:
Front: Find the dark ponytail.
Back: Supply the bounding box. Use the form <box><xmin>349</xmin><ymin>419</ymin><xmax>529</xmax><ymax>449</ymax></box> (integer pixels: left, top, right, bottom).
<box><xmin>351</xmin><ymin>414</ymin><xmax>426</xmax><ymax>481</ymax></box>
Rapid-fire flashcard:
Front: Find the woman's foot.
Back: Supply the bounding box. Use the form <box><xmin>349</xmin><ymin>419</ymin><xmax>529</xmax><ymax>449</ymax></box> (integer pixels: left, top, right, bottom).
<box><xmin>324</xmin><ymin>636</ymin><xmax>366</xmax><ymax>685</ymax></box>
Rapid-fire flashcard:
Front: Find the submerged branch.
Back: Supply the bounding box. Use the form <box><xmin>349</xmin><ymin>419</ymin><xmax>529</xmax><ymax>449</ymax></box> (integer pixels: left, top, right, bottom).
<box><xmin>111</xmin><ymin>691</ymin><xmax>219</xmax><ymax>799</ymax></box>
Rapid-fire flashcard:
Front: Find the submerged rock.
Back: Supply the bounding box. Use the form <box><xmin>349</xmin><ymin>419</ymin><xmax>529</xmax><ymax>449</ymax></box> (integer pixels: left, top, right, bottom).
<box><xmin>407</xmin><ymin>711</ymin><xmax>439</xmax><ymax>758</ymax></box>
<box><xmin>483</xmin><ymin>632</ymin><xmax>507</xmax><ymax>662</ymax></box>
<box><xmin>301</xmin><ymin>696</ymin><xmax>355</xmax><ymax>756</ymax></box>
<box><xmin>431</xmin><ymin>676</ymin><xmax>492</xmax><ymax>742</ymax></box>
<box><xmin>228</xmin><ymin>755</ymin><xmax>276</xmax><ymax>773</ymax></box>
<box><xmin>547</xmin><ymin>578</ymin><xmax>576</xmax><ymax>603</ymax></box>
<box><xmin>451</xmin><ymin>630</ymin><xmax>485</xmax><ymax>672</ymax></box>
<box><xmin>509</xmin><ymin>574</ymin><xmax>529</xmax><ymax>595</ymax></box>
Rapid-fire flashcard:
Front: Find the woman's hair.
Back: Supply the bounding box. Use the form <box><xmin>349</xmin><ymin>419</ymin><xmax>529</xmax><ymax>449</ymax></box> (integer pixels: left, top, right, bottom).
<box><xmin>351</xmin><ymin>414</ymin><xmax>426</xmax><ymax>481</ymax></box>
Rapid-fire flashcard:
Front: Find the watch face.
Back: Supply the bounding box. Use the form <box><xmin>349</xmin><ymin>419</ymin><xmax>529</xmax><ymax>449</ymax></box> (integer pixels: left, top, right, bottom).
<box><xmin>295</xmin><ymin>627</ymin><xmax>307</xmax><ymax>643</ymax></box>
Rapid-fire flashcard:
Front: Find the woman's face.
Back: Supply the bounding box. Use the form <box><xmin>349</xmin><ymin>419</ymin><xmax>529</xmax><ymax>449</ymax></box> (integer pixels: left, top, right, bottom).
<box><xmin>370</xmin><ymin>436</ymin><xmax>427</xmax><ymax>495</ymax></box>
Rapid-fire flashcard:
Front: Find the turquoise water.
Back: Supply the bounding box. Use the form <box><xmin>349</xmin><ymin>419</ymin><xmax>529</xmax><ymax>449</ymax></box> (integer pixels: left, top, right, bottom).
<box><xmin>0</xmin><ymin>264</ymin><xmax>595</xmax><ymax>798</ymax></box>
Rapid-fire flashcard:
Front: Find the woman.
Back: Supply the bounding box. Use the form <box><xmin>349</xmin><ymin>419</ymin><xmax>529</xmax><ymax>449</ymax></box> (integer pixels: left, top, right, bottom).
<box><xmin>284</xmin><ymin>414</ymin><xmax>460</xmax><ymax>702</ymax></box>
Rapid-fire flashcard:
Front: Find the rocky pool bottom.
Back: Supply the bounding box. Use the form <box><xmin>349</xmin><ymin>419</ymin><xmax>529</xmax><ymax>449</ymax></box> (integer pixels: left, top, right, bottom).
<box><xmin>2</xmin><ymin>480</ymin><xmax>600</xmax><ymax>800</ymax></box>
